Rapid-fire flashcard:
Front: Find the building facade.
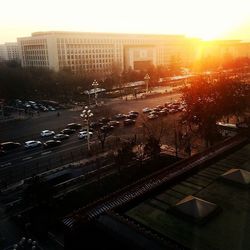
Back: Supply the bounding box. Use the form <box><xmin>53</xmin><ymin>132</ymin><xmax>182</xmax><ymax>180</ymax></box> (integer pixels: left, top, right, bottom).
<box><xmin>199</xmin><ymin>40</ymin><xmax>250</xmax><ymax>59</ymax></box>
<box><xmin>16</xmin><ymin>32</ymin><xmax>250</xmax><ymax>75</ymax></box>
<box><xmin>17</xmin><ymin>31</ymin><xmax>198</xmax><ymax>74</ymax></box>
<box><xmin>0</xmin><ymin>42</ymin><xmax>20</xmax><ymax>62</ymax></box>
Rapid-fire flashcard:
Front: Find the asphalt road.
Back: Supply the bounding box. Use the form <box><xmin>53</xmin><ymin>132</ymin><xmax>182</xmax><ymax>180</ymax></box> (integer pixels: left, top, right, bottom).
<box><xmin>0</xmin><ymin>92</ymin><xmax>182</xmax><ymax>185</ymax></box>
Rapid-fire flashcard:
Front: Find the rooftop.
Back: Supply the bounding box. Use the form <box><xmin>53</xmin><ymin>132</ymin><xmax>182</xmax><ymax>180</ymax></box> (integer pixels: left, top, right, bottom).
<box><xmin>125</xmin><ymin>142</ymin><xmax>250</xmax><ymax>250</ymax></box>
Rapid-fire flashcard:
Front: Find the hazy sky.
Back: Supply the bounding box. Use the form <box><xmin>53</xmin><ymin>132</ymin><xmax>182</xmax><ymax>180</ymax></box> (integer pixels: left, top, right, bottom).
<box><xmin>1</xmin><ymin>0</ymin><xmax>250</xmax><ymax>43</ymax></box>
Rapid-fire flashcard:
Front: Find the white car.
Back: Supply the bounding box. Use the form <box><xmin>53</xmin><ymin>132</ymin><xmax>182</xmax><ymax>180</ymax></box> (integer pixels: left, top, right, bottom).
<box><xmin>78</xmin><ymin>131</ymin><xmax>93</xmax><ymax>139</ymax></box>
<box><xmin>24</xmin><ymin>140</ymin><xmax>42</xmax><ymax>149</ymax></box>
<box><xmin>41</xmin><ymin>130</ymin><xmax>55</xmax><ymax>137</ymax></box>
<box><xmin>148</xmin><ymin>114</ymin><xmax>159</xmax><ymax>120</ymax></box>
<box><xmin>142</xmin><ymin>107</ymin><xmax>152</xmax><ymax>113</ymax></box>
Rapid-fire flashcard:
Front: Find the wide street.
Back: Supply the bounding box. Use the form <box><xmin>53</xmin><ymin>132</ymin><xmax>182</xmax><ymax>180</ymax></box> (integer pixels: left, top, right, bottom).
<box><xmin>0</xmin><ymin>91</ymin><xmax>182</xmax><ymax>185</ymax></box>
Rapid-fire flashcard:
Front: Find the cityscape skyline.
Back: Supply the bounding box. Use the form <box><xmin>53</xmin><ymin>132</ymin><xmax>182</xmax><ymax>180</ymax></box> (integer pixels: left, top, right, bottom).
<box><xmin>1</xmin><ymin>0</ymin><xmax>250</xmax><ymax>44</ymax></box>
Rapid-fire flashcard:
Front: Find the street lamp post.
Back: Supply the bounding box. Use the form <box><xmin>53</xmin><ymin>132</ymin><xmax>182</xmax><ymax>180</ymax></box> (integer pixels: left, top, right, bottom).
<box><xmin>80</xmin><ymin>106</ymin><xmax>93</xmax><ymax>151</ymax></box>
<box><xmin>92</xmin><ymin>79</ymin><xmax>99</xmax><ymax>105</ymax></box>
<box><xmin>144</xmin><ymin>74</ymin><xmax>150</xmax><ymax>94</ymax></box>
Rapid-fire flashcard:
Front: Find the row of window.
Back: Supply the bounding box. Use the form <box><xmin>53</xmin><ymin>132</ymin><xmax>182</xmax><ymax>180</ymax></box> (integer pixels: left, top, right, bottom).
<box><xmin>23</xmin><ymin>51</ymin><xmax>47</xmax><ymax>56</ymax></box>
<box><xmin>64</xmin><ymin>66</ymin><xmax>112</xmax><ymax>73</ymax></box>
<box><xmin>56</xmin><ymin>37</ymin><xmax>166</xmax><ymax>45</ymax></box>
<box><xmin>24</xmin><ymin>61</ymin><xmax>49</xmax><ymax>66</ymax></box>
<box><xmin>59</xmin><ymin>59</ymin><xmax>112</xmax><ymax>65</ymax></box>
<box><xmin>58</xmin><ymin>54</ymin><xmax>113</xmax><ymax>60</ymax></box>
<box><xmin>59</xmin><ymin>62</ymin><xmax>112</xmax><ymax>68</ymax></box>
<box><xmin>63</xmin><ymin>44</ymin><xmax>113</xmax><ymax>49</ymax></box>
<box><xmin>58</xmin><ymin>49</ymin><xmax>114</xmax><ymax>54</ymax></box>
<box><xmin>21</xmin><ymin>39</ymin><xmax>47</xmax><ymax>45</ymax></box>
<box><xmin>24</xmin><ymin>56</ymin><xmax>48</xmax><ymax>61</ymax></box>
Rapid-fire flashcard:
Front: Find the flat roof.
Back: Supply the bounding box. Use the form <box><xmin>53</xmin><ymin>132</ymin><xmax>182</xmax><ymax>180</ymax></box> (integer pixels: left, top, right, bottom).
<box><xmin>125</xmin><ymin>143</ymin><xmax>250</xmax><ymax>250</ymax></box>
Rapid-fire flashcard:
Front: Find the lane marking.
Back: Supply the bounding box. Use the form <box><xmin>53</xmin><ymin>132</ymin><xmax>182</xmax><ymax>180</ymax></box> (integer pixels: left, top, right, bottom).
<box><xmin>22</xmin><ymin>157</ymin><xmax>33</xmax><ymax>161</ymax></box>
<box><xmin>41</xmin><ymin>151</ymin><xmax>52</xmax><ymax>155</ymax></box>
<box><xmin>0</xmin><ymin>162</ymin><xmax>12</xmax><ymax>167</ymax></box>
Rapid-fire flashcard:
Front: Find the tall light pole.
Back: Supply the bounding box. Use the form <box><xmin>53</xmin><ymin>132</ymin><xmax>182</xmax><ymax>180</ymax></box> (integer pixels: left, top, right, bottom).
<box><xmin>144</xmin><ymin>74</ymin><xmax>150</xmax><ymax>94</ymax></box>
<box><xmin>92</xmin><ymin>79</ymin><xmax>99</xmax><ymax>105</ymax></box>
<box><xmin>80</xmin><ymin>106</ymin><xmax>93</xmax><ymax>151</ymax></box>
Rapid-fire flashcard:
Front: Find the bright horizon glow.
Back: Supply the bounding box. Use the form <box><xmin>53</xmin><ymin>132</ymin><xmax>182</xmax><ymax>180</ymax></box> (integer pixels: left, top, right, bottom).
<box><xmin>0</xmin><ymin>0</ymin><xmax>250</xmax><ymax>43</ymax></box>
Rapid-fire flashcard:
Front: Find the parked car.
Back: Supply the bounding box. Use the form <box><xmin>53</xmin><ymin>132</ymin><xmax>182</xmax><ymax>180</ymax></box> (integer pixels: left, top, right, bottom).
<box><xmin>99</xmin><ymin>117</ymin><xmax>111</xmax><ymax>124</ymax></box>
<box><xmin>41</xmin><ymin>130</ymin><xmax>55</xmax><ymax>137</ymax></box>
<box><xmin>100</xmin><ymin>125</ymin><xmax>114</xmax><ymax>133</ymax></box>
<box><xmin>152</xmin><ymin>107</ymin><xmax>161</xmax><ymax>112</ymax></box>
<box><xmin>48</xmin><ymin>106</ymin><xmax>56</xmax><ymax>111</ymax></box>
<box><xmin>159</xmin><ymin>109</ymin><xmax>168</xmax><ymax>116</ymax></box>
<box><xmin>108</xmin><ymin>120</ymin><xmax>120</xmax><ymax>127</ymax></box>
<box><xmin>169</xmin><ymin>108</ymin><xmax>178</xmax><ymax>114</ymax></box>
<box><xmin>114</xmin><ymin>113</ymin><xmax>126</xmax><ymax>120</ymax></box>
<box><xmin>38</xmin><ymin>105</ymin><xmax>48</xmax><ymax>112</ymax></box>
<box><xmin>129</xmin><ymin>111</ymin><xmax>139</xmax><ymax>115</ymax></box>
<box><xmin>24</xmin><ymin>140</ymin><xmax>42</xmax><ymax>149</ymax></box>
<box><xmin>142</xmin><ymin>107</ymin><xmax>152</xmax><ymax>113</ymax></box>
<box><xmin>78</xmin><ymin>131</ymin><xmax>93</xmax><ymax>139</ymax></box>
<box><xmin>149</xmin><ymin>111</ymin><xmax>160</xmax><ymax>115</ymax></box>
<box><xmin>148</xmin><ymin>114</ymin><xmax>159</xmax><ymax>120</ymax></box>
<box><xmin>124</xmin><ymin>119</ymin><xmax>136</xmax><ymax>126</ymax></box>
<box><xmin>53</xmin><ymin>133</ymin><xmax>70</xmax><ymax>140</ymax></box>
<box><xmin>127</xmin><ymin>113</ymin><xmax>138</xmax><ymax>119</ymax></box>
<box><xmin>66</xmin><ymin>123</ymin><xmax>82</xmax><ymax>130</ymax></box>
<box><xmin>90</xmin><ymin>122</ymin><xmax>103</xmax><ymax>129</ymax></box>
<box><xmin>0</xmin><ymin>142</ymin><xmax>21</xmax><ymax>151</ymax></box>
<box><xmin>61</xmin><ymin>128</ymin><xmax>76</xmax><ymax>135</ymax></box>
<box><xmin>80</xmin><ymin>127</ymin><xmax>94</xmax><ymax>133</ymax></box>
<box><xmin>156</xmin><ymin>105</ymin><xmax>164</xmax><ymax>109</ymax></box>
<box><xmin>43</xmin><ymin>140</ymin><xmax>61</xmax><ymax>148</ymax></box>
<box><xmin>0</xmin><ymin>150</ymin><xmax>6</xmax><ymax>157</ymax></box>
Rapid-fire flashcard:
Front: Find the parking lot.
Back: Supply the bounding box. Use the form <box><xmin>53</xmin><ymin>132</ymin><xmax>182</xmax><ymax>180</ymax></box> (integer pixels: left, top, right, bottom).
<box><xmin>0</xmin><ymin>92</ymin><xmax>183</xmax><ymax>185</ymax></box>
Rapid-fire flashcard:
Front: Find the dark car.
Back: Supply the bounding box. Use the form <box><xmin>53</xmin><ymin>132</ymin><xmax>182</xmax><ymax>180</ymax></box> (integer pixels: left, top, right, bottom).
<box><xmin>129</xmin><ymin>111</ymin><xmax>139</xmax><ymax>115</ymax></box>
<box><xmin>61</xmin><ymin>128</ymin><xmax>76</xmax><ymax>135</ymax></box>
<box><xmin>153</xmin><ymin>107</ymin><xmax>161</xmax><ymax>112</ymax></box>
<box><xmin>66</xmin><ymin>123</ymin><xmax>82</xmax><ymax>130</ymax></box>
<box><xmin>99</xmin><ymin>117</ymin><xmax>111</xmax><ymax>124</ymax></box>
<box><xmin>156</xmin><ymin>105</ymin><xmax>164</xmax><ymax>110</ymax></box>
<box><xmin>43</xmin><ymin>140</ymin><xmax>62</xmax><ymax>148</ymax></box>
<box><xmin>108</xmin><ymin>120</ymin><xmax>120</xmax><ymax>127</ymax></box>
<box><xmin>0</xmin><ymin>150</ymin><xmax>6</xmax><ymax>157</ymax></box>
<box><xmin>53</xmin><ymin>133</ymin><xmax>70</xmax><ymax>140</ymax></box>
<box><xmin>124</xmin><ymin>119</ymin><xmax>136</xmax><ymax>126</ymax></box>
<box><xmin>80</xmin><ymin>127</ymin><xmax>94</xmax><ymax>133</ymax></box>
<box><xmin>114</xmin><ymin>113</ymin><xmax>126</xmax><ymax>120</ymax></box>
<box><xmin>90</xmin><ymin>122</ymin><xmax>103</xmax><ymax>129</ymax></box>
<box><xmin>0</xmin><ymin>142</ymin><xmax>21</xmax><ymax>151</ymax></box>
<box><xmin>127</xmin><ymin>113</ymin><xmax>138</xmax><ymax>119</ymax></box>
<box><xmin>100</xmin><ymin>125</ymin><xmax>114</xmax><ymax>133</ymax></box>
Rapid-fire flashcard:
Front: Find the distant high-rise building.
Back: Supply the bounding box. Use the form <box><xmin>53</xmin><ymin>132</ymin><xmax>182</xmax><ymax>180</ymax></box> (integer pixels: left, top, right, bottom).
<box><xmin>199</xmin><ymin>40</ymin><xmax>250</xmax><ymax>59</ymax></box>
<box><xmin>17</xmin><ymin>31</ymin><xmax>198</xmax><ymax>74</ymax></box>
<box><xmin>0</xmin><ymin>42</ymin><xmax>20</xmax><ymax>62</ymax></box>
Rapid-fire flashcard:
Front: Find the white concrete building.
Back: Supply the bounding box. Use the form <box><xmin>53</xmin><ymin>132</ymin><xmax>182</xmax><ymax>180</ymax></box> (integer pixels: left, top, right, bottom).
<box><xmin>17</xmin><ymin>31</ymin><xmax>197</xmax><ymax>74</ymax></box>
<box><xmin>0</xmin><ymin>44</ymin><xmax>8</xmax><ymax>61</ymax></box>
<box><xmin>0</xmin><ymin>42</ymin><xmax>20</xmax><ymax>62</ymax></box>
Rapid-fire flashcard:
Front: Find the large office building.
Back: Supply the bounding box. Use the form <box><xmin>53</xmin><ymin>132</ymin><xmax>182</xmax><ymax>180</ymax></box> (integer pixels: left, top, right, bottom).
<box><xmin>0</xmin><ymin>42</ymin><xmax>20</xmax><ymax>62</ymax></box>
<box><xmin>17</xmin><ymin>31</ymin><xmax>198</xmax><ymax>74</ymax></box>
<box><xmin>198</xmin><ymin>40</ymin><xmax>250</xmax><ymax>59</ymax></box>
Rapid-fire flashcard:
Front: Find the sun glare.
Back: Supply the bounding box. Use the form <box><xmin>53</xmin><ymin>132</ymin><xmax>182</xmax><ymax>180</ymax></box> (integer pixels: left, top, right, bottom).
<box><xmin>0</xmin><ymin>0</ymin><xmax>250</xmax><ymax>43</ymax></box>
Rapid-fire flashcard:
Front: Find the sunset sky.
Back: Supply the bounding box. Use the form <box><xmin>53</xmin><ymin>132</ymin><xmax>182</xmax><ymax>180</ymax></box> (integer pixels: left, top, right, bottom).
<box><xmin>1</xmin><ymin>0</ymin><xmax>250</xmax><ymax>43</ymax></box>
